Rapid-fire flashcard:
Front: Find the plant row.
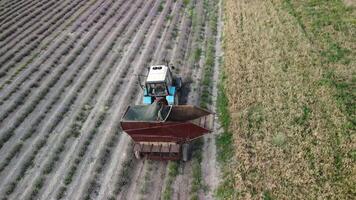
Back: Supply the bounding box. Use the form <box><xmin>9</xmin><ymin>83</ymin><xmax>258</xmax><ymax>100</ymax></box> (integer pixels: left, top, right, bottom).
<box><xmin>0</xmin><ymin>0</ymin><xmax>122</xmax><ymax>154</ymax></box>
<box><xmin>0</xmin><ymin>0</ymin><xmax>138</xmax><ymax>198</ymax></box>
<box><xmin>157</xmin><ymin>2</ymin><xmax>196</xmax><ymax>198</ymax></box>
<box><xmin>0</xmin><ymin>0</ymin><xmax>127</xmax><ymax>161</ymax></box>
<box><xmin>108</xmin><ymin>150</ymin><xmax>136</xmax><ymax>200</ymax></box>
<box><xmin>0</xmin><ymin>0</ymin><xmax>110</xmax><ymax>94</ymax></box>
<box><xmin>0</xmin><ymin>0</ymin><xmax>119</xmax><ymax>126</ymax></box>
<box><xmin>0</xmin><ymin>0</ymin><xmax>25</xmax><ymax>12</ymax></box>
<box><xmin>0</xmin><ymin>0</ymin><xmax>87</xmax><ymax>77</ymax></box>
<box><xmin>0</xmin><ymin>0</ymin><xmax>107</xmax><ymax>177</ymax></box>
<box><xmin>0</xmin><ymin>0</ymin><xmax>59</xmax><ymax>43</ymax></box>
<box><xmin>83</xmin><ymin>0</ymin><xmax>180</xmax><ymax>198</ymax></box>
<box><xmin>26</xmin><ymin>1</ymin><xmax>143</xmax><ymax>196</ymax></box>
<box><xmin>52</xmin><ymin>1</ymin><xmax>162</xmax><ymax>198</ymax></box>
<box><xmin>0</xmin><ymin>0</ymin><xmax>40</xmax><ymax>28</ymax></box>
<box><xmin>190</xmin><ymin>0</ymin><xmax>219</xmax><ymax>199</ymax></box>
<box><xmin>0</xmin><ymin>0</ymin><xmax>79</xmax><ymax>79</ymax></box>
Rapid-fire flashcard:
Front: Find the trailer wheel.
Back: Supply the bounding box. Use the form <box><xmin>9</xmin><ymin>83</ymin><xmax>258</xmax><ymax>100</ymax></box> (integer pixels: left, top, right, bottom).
<box><xmin>174</xmin><ymin>77</ymin><xmax>183</xmax><ymax>91</ymax></box>
<box><xmin>182</xmin><ymin>143</ymin><xmax>190</xmax><ymax>162</ymax></box>
<box><xmin>134</xmin><ymin>150</ymin><xmax>141</xmax><ymax>159</ymax></box>
<box><xmin>174</xmin><ymin>94</ymin><xmax>179</xmax><ymax>105</ymax></box>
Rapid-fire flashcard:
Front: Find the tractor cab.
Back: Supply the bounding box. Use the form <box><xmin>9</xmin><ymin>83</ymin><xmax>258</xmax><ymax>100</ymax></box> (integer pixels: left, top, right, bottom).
<box><xmin>143</xmin><ymin>65</ymin><xmax>181</xmax><ymax>105</ymax></box>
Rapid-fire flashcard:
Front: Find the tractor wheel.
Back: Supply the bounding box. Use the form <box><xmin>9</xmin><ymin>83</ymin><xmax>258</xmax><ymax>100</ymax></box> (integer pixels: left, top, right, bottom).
<box><xmin>134</xmin><ymin>150</ymin><xmax>141</xmax><ymax>159</ymax></box>
<box><xmin>182</xmin><ymin>143</ymin><xmax>190</xmax><ymax>162</ymax></box>
<box><xmin>174</xmin><ymin>94</ymin><xmax>179</xmax><ymax>105</ymax></box>
<box><xmin>175</xmin><ymin>77</ymin><xmax>183</xmax><ymax>90</ymax></box>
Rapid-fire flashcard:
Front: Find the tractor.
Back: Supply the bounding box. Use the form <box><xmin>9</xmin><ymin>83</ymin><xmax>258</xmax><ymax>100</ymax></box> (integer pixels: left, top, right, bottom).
<box><xmin>142</xmin><ymin>65</ymin><xmax>182</xmax><ymax>105</ymax></box>
<box><xmin>120</xmin><ymin>65</ymin><xmax>212</xmax><ymax>161</ymax></box>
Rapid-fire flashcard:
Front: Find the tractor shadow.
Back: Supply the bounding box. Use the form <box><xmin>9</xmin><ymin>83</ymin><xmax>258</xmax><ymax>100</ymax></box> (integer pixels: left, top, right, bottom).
<box><xmin>178</xmin><ymin>79</ymin><xmax>192</xmax><ymax>105</ymax></box>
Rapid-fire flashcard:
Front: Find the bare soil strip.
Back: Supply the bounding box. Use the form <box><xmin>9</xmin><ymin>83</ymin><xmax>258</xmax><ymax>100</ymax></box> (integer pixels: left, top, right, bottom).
<box><xmin>0</xmin><ymin>1</ymin><xmax>223</xmax><ymax>199</ymax></box>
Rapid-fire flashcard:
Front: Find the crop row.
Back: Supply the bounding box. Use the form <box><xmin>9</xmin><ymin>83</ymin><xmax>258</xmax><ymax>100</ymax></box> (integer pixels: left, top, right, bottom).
<box><xmin>184</xmin><ymin>0</ymin><xmax>208</xmax><ymax>197</ymax></box>
<box><xmin>164</xmin><ymin>0</ymin><xmax>202</xmax><ymax>198</ymax></box>
<box><xmin>0</xmin><ymin>0</ymin><xmax>142</xmax><ymax>198</ymax></box>
<box><xmin>190</xmin><ymin>0</ymin><xmax>219</xmax><ymax>199</ymax></box>
<box><xmin>0</xmin><ymin>0</ymin><xmax>118</xmax><ymax>125</ymax></box>
<box><xmin>107</xmin><ymin>146</ymin><xmax>135</xmax><ymax>200</ymax></box>
<box><xmin>0</xmin><ymin>0</ymin><xmax>59</xmax><ymax>44</ymax></box>
<box><xmin>115</xmin><ymin>3</ymin><xmax>192</xmax><ymax>199</ymax></box>
<box><xmin>24</xmin><ymin>0</ymin><xmax>158</xmax><ymax>198</ymax></box>
<box><xmin>0</xmin><ymin>0</ymin><xmax>87</xmax><ymax>79</ymax></box>
<box><xmin>24</xmin><ymin>0</ymin><xmax>146</xmax><ymax>197</ymax></box>
<box><xmin>0</xmin><ymin>0</ymin><xmax>126</xmax><ymax>167</ymax></box>
<box><xmin>63</xmin><ymin>1</ymin><xmax>172</xmax><ymax>198</ymax></box>
<box><xmin>112</xmin><ymin>7</ymin><xmax>189</xmax><ymax>195</ymax></box>
<box><xmin>81</xmin><ymin>0</ymin><xmax>186</xmax><ymax>199</ymax></box>
<box><xmin>0</xmin><ymin>0</ymin><xmax>43</xmax><ymax>28</ymax></box>
<box><xmin>53</xmin><ymin>1</ymin><xmax>163</xmax><ymax>198</ymax></box>
<box><xmin>0</xmin><ymin>0</ymin><xmax>110</xmax><ymax>96</ymax></box>
<box><xmin>153</xmin><ymin>1</ymin><xmax>196</xmax><ymax>199</ymax></box>
<box><xmin>0</xmin><ymin>0</ymin><xmax>25</xmax><ymax>12</ymax></box>
<box><xmin>0</xmin><ymin>0</ymin><xmax>127</xmax><ymax>163</ymax></box>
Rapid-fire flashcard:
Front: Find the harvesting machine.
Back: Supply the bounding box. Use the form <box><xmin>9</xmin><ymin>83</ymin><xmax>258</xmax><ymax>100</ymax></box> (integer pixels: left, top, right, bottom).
<box><xmin>120</xmin><ymin>65</ymin><xmax>213</xmax><ymax>161</ymax></box>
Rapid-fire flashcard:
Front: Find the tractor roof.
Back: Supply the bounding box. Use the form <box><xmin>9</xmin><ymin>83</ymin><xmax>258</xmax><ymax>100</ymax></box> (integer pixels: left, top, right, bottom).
<box><xmin>146</xmin><ymin>65</ymin><xmax>168</xmax><ymax>83</ymax></box>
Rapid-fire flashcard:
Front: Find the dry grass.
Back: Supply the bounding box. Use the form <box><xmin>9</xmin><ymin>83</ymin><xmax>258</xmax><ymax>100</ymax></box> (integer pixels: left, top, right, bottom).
<box><xmin>220</xmin><ymin>0</ymin><xmax>355</xmax><ymax>199</ymax></box>
<box><xmin>344</xmin><ymin>0</ymin><xmax>356</xmax><ymax>7</ymax></box>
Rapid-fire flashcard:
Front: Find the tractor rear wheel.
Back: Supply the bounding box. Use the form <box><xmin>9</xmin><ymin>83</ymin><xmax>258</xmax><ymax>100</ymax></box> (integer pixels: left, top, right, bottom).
<box><xmin>182</xmin><ymin>143</ymin><xmax>190</xmax><ymax>162</ymax></box>
<box><xmin>134</xmin><ymin>150</ymin><xmax>141</xmax><ymax>159</ymax></box>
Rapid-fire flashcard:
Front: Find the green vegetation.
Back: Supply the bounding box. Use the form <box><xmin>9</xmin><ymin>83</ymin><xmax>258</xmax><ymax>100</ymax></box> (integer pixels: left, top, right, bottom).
<box><xmin>190</xmin><ymin>139</ymin><xmax>204</xmax><ymax>200</ymax></box>
<box><xmin>162</xmin><ymin>161</ymin><xmax>179</xmax><ymax>200</ymax></box>
<box><xmin>107</xmin><ymin>145</ymin><xmax>135</xmax><ymax>200</ymax></box>
<box><xmin>190</xmin><ymin>0</ymin><xmax>219</xmax><ymax>198</ymax></box>
<box><xmin>200</xmin><ymin>0</ymin><xmax>218</xmax><ymax>108</ymax></box>
<box><xmin>183</xmin><ymin>0</ymin><xmax>190</xmax><ymax>6</ymax></box>
<box><xmin>215</xmin><ymin>70</ymin><xmax>237</xmax><ymax>199</ymax></box>
<box><xmin>158</xmin><ymin>1</ymin><xmax>164</xmax><ymax>12</ymax></box>
<box><xmin>200</xmin><ymin>39</ymin><xmax>215</xmax><ymax>108</ymax></box>
<box><xmin>193</xmin><ymin>48</ymin><xmax>202</xmax><ymax>62</ymax></box>
<box><xmin>220</xmin><ymin>0</ymin><xmax>355</xmax><ymax>199</ymax></box>
<box><xmin>0</xmin><ymin>53</ymin><xmax>39</xmax><ymax>90</ymax></box>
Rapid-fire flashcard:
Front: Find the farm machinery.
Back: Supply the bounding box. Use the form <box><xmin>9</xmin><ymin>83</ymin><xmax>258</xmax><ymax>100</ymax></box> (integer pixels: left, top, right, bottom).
<box><xmin>120</xmin><ymin>65</ymin><xmax>213</xmax><ymax>161</ymax></box>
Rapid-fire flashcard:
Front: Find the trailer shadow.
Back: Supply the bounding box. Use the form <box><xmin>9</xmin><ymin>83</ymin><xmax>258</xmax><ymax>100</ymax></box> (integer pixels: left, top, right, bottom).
<box><xmin>178</xmin><ymin>79</ymin><xmax>192</xmax><ymax>105</ymax></box>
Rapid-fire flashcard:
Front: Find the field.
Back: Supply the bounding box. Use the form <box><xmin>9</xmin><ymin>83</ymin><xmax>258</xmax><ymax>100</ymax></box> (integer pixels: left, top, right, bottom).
<box><xmin>0</xmin><ymin>0</ymin><xmax>223</xmax><ymax>199</ymax></box>
<box><xmin>219</xmin><ymin>0</ymin><xmax>355</xmax><ymax>199</ymax></box>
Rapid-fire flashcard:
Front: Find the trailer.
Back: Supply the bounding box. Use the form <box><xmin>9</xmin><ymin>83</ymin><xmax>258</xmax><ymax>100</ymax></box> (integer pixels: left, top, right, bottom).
<box><xmin>120</xmin><ymin>102</ymin><xmax>213</xmax><ymax>161</ymax></box>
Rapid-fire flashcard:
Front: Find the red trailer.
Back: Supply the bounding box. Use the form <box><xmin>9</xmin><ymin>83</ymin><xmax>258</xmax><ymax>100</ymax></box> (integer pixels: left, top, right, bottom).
<box><xmin>120</xmin><ymin>102</ymin><xmax>213</xmax><ymax>161</ymax></box>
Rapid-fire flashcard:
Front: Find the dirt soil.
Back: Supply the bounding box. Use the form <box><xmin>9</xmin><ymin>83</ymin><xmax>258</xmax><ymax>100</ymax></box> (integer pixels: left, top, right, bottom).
<box><xmin>0</xmin><ymin>0</ymin><xmax>223</xmax><ymax>199</ymax></box>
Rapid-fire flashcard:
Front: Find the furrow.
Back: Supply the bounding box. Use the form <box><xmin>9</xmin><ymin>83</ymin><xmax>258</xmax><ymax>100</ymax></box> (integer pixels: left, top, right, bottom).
<box><xmin>0</xmin><ymin>0</ymin><xmax>110</xmax><ymax>96</ymax></box>
<box><xmin>64</xmin><ymin>0</ymin><xmax>172</xmax><ymax>199</ymax></box>
<box><xmin>0</xmin><ymin>0</ymin><xmax>61</xmax><ymax>47</ymax></box>
<box><xmin>97</xmin><ymin>1</ymin><xmax>185</xmax><ymax>198</ymax></box>
<box><xmin>0</xmin><ymin>0</ymin><xmax>43</xmax><ymax>30</ymax></box>
<box><xmin>12</xmin><ymin>1</ymin><xmax>144</xmax><ymax>199</ymax></box>
<box><xmin>0</xmin><ymin>0</ymin><xmax>120</xmax><ymax>136</ymax></box>
<box><xmin>0</xmin><ymin>0</ymin><xmax>88</xmax><ymax>79</ymax></box>
<box><xmin>0</xmin><ymin>0</ymin><xmax>130</xmax><ymax>193</ymax></box>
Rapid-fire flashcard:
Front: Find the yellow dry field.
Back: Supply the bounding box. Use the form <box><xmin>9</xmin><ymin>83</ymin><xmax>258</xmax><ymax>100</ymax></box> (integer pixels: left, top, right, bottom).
<box><xmin>222</xmin><ymin>0</ymin><xmax>355</xmax><ymax>199</ymax></box>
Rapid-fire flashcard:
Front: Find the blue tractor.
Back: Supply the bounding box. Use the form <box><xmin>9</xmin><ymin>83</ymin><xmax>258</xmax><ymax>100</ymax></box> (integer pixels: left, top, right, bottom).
<box><xmin>142</xmin><ymin>65</ymin><xmax>182</xmax><ymax>105</ymax></box>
